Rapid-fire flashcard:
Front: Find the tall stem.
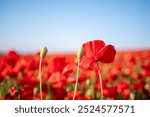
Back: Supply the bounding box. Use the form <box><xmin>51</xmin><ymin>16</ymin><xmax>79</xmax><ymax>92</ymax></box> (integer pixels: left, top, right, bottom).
<box><xmin>39</xmin><ymin>58</ymin><xmax>43</xmax><ymax>100</ymax></box>
<box><xmin>96</xmin><ymin>62</ymin><xmax>103</xmax><ymax>99</ymax></box>
<box><xmin>73</xmin><ymin>59</ymin><xmax>80</xmax><ymax>100</ymax></box>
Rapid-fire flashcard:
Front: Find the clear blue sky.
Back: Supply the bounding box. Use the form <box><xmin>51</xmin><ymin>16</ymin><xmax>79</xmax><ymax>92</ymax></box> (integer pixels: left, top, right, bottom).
<box><xmin>0</xmin><ymin>0</ymin><xmax>150</xmax><ymax>53</ymax></box>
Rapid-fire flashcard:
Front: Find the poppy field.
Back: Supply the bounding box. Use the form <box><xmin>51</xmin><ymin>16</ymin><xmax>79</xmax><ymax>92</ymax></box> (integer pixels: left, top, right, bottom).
<box><xmin>0</xmin><ymin>40</ymin><xmax>150</xmax><ymax>100</ymax></box>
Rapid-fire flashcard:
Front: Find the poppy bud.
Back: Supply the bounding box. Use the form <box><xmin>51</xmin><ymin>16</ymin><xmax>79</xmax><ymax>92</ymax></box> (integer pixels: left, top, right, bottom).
<box><xmin>130</xmin><ymin>91</ymin><xmax>135</xmax><ymax>100</ymax></box>
<box><xmin>77</xmin><ymin>47</ymin><xmax>84</xmax><ymax>60</ymax></box>
<box><xmin>33</xmin><ymin>87</ymin><xmax>38</xmax><ymax>95</ymax></box>
<box><xmin>85</xmin><ymin>87</ymin><xmax>94</xmax><ymax>99</ymax></box>
<box><xmin>85</xmin><ymin>79</ymin><xmax>90</xmax><ymax>86</ymax></box>
<box><xmin>144</xmin><ymin>83</ymin><xmax>149</xmax><ymax>90</ymax></box>
<box><xmin>40</xmin><ymin>47</ymin><xmax>48</xmax><ymax>59</ymax></box>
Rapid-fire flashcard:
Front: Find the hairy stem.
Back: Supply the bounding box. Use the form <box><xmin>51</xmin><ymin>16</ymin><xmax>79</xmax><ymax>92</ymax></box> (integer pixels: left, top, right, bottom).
<box><xmin>96</xmin><ymin>62</ymin><xmax>103</xmax><ymax>99</ymax></box>
<box><xmin>73</xmin><ymin>59</ymin><xmax>80</xmax><ymax>100</ymax></box>
<box><xmin>39</xmin><ymin>58</ymin><xmax>43</xmax><ymax>100</ymax></box>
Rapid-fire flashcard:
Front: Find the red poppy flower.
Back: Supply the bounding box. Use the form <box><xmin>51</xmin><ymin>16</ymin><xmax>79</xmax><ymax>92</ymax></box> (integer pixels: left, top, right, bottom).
<box><xmin>5</xmin><ymin>86</ymin><xmax>19</xmax><ymax>100</ymax></box>
<box><xmin>49</xmin><ymin>57</ymin><xmax>67</xmax><ymax>73</ymax></box>
<box><xmin>103</xmin><ymin>86</ymin><xmax>117</xmax><ymax>99</ymax></box>
<box><xmin>48</xmin><ymin>71</ymin><xmax>66</xmax><ymax>88</ymax></box>
<box><xmin>65</xmin><ymin>91</ymin><xmax>91</xmax><ymax>100</ymax></box>
<box><xmin>82</xmin><ymin>40</ymin><xmax>116</xmax><ymax>62</ymax></box>
<box><xmin>117</xmin><ymin>81</ymin><xmax>130</xmax><ymax>99</ymax></box>
<box><xmin>7</xmin><ymin>50</ymin><xmax>19</xmax><ymax>67</ymax></box>
<box><xmin>80</xmin><ymin>40</ymin><xmax>116</xmax><ymax>69</ymax></box>
<box><xmin>35</xmin><ymin>92</ymin><xmax>47</xmax><ymax>100</ymax></box>
<box><xmin>62</xmin><ymin>63</ymin><xmax>76</xmax><ymax>76</ymax></box>
<box><xmin>20</xmin><ymin>84</ymin><xmax>34</xmax><ymax>100</ymax></box>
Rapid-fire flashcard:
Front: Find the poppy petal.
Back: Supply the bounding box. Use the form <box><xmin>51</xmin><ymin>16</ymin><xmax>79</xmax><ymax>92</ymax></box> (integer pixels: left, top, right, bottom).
<box><xmin>79</xmin><ymin>56</ymin><xmax>93</xmax><ymax>69</ymax></box>
<box><xmin>62</xmin><ymin>63</ymin><xmax>76</xmax><ymax>76</ymax></box>
<box><xmin>82</xmin><ymin>40</ymin><xmax>105</xmax><ymax>59</ymax></box>
<box><xmin>98</xmin><ymin>45</ymin><xmax>116</xmax><ymax>63</ymax></box>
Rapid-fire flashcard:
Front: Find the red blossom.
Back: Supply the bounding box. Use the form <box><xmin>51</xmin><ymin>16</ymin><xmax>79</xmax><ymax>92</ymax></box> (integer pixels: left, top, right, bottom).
<box><xmin>82</xmin><ymin>40</ymin><xmax>116</xmax><ymax>62</ymax></box>
<box><xmin>80</xmin><ymin>40</ymin><xmax>116</xmax><ymax>69</ymax></box>
<box><xmin>49</xmin><ymin>57</ymin><xmax>67</xmax><ymax>73</ymax></box>
<box><xmin>48</xmin><ymin>71</ymin><xmax>66</xmax><ymax>88</ymax></box>
<box><xmin>62</xmin><ymin>63</ymin><xmax>76</xmax><ymax>76</ymax></box>
<box><xmin>117</xmin><ymin>81</ymin><xmax>130</xmax><ymax>99</ymax></box>
<box><xmin>35</xmin><ymin>92</ymin><xmax>47</xmax><ymax>100</ymax></box>
<box><xmin>65</xmin><ymin>91</ymin><xmax>91</xmax><ymax>100</ymax></box>
<box><xmin>5</xmin><ymin>86</ymin><xmax>19</xmax><ymax>100</ymax></box>
<box><xmin>51</xmin><ymin>88</ymin><xmax>67</xmax><ymax>100</ymax></box>
<box><xmin>7</xmin><ymin>50</ymin><xmax>19</xmax><ymax>67</ymax></box>
<box><xmin>103</xmin><ymin>86</ymin><xmax>117</xmax><ymax>99</ymax></box>
<box><xmin>20</xmin><ymin>85</ymin><xmax>34</xmax><ymax>100</ymax></box>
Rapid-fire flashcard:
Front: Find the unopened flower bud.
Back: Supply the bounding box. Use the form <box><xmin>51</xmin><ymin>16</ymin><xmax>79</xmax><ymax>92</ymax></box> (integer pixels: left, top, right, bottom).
<box><xmin>33</xmin><ymin>87</ymin><xmax>38</xmax><ymax>95</ymax></box>
<box><xmin>144</xmin><ymin>84</ymin><xmax>149</xmax><ymax>90</ymax></box>
<box><xmin>40</xmin><ymin>47</ymin><xmax>48</xmax><ymax>59</ymax></box>
<box><xmin>77</xmin><ymin>47</ymin><xmax>84</xmax><ymax>60</ymax></box>
<box><xmin>130</xmin><ymin>91</ymin><xmax>135</xmax><ymax>100</ymax></box>
<box><xmin>85</xmin><ymin>89</ymin><xmax>92</xmax><ymax>97</ymax></box>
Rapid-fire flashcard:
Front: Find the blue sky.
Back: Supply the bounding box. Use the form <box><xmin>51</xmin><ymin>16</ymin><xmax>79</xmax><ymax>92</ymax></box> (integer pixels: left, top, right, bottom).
<box><xmin>0</xmin><ymin>0</ymin><xmax>150</xmax><ymax>53</ymax></box>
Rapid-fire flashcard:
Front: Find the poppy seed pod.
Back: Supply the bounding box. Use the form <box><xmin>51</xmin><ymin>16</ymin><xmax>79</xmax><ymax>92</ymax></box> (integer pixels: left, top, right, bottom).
<box><xmin>40</xmin><ymin>47</ymin><xmax>48</xmax><ymax>59</ymax></box>
<box><xmin>77</xmin><ymin>47</ymin><xmax>84</xmax><ymax>60</ymax></box>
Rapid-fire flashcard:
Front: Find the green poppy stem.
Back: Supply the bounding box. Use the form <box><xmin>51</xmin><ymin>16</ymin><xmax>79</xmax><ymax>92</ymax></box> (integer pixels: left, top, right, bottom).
<box><xmin>38</xmin><ymin>58</ymin><xmax>43</xmax><ymax>100</ymax></box>
<box><xmin>39</xmin><ymin>47</ymin><xmax>47</xmax><ymax>100</ymax></box>
<box><xmin>73</xmin><ymin>59</ymin><xmax>80</xmax><ymax>100</ymax></box>
<box><xmin>96</xmin><ymin>62</ymin><xmax>103</xmax><ymax>99</ymax></box>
